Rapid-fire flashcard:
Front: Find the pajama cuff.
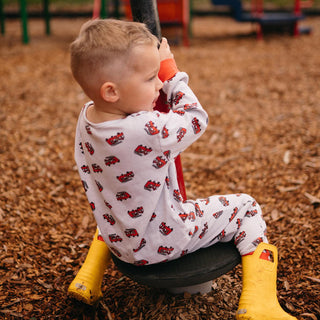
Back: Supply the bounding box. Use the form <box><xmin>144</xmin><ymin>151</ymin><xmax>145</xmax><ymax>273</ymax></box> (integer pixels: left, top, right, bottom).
<box><xmin>158</xmin><ymin>58</ymin><xmax>179</xmax><ymax>82</ymax></box>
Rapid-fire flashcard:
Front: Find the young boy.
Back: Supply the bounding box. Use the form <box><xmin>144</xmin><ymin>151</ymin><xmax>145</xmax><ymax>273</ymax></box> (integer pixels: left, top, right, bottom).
<box><xmin>68</xmin><ymin>19</ymin><xmax>297</xmax><ymax>320</ymax></box>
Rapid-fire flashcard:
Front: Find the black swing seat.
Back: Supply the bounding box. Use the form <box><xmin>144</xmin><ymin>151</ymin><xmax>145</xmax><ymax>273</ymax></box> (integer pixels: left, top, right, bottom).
<box><xmin>111</xmin><ymin>241</ymin><xmax>241</xmax><ymax>290</ymax></box>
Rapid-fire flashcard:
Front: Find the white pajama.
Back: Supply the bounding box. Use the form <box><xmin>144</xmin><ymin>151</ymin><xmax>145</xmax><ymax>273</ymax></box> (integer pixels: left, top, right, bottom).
<box><xmin>75</xmin><ymin>72</ymin><xmax>267</xmax><ymax>265</ymax></box>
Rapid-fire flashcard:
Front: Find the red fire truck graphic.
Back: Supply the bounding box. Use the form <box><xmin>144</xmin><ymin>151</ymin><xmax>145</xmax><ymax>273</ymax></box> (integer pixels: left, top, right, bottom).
<box><xmin>116</xmin><ymin>191</ymin><xmax>131</xmax><ymax>201</ymax></box>
<box><xmin>106</xmin><ymin>132</ymin><xmax>125</xmax><ymax>146</ymax></box>
<box><xmin>110</xmin><ymin>247</ymin><xmax>122</xmax><ymax>257</ymax></box>
<box><xmin>104</xmin><ymin>156</ymin><xmax>120</xmax><ymax>166</ymax></box>
<box><xmin>85</xmin><ymin>142</ymin><xmax>94</xmax><ymax>155</ymax></box>
<box><xmin>173</xmin><ymin>110</ymin><xmax>185</xmax><ymax>116</ymax></box>
<box><xmin>245</xmin><ymin>209</ymin><xmax>258</xmax><ymax>217</ymax></box>
<box><xmin>82</xmin><ymin>180</ymin><xmax>88</xmax><ymax>192</ymax></box>
<box><xmin>109</xmin><ymin>233</ymin><xmax>122</xmax><ymax>243</ymax></box>
<box><xmin>229</xmin><ymin>207</ymin><xmax>238</xmax><ymax>222</ymax></box>
<box><xmin>173</xmin><ymin>91</ymin><xmax>185</xmax><ymax>105</ymax></box>
<box><xmin>144</xmin><ymin>121</ymin><xmax>160</xmax><ymax>135</ymax></box>
<box><xmin>95</xmin><ymin>180</ymin><xmax>103</xmax><ymax>192</ymax></box>
<box><xmin>252</xmin><ymin>237</ymin><xmax>263</xmax><ymax>246</ymax></box>
<box><xmin>177</xmin><ymin>127</ymin><xmax>187</xmax><ymax>142</ymax></box>
<box><xmin>192</xmin><ymin>117</ymin><xmax>201</xmax><ymax>134</ymax></box>
<box><xmin>103</xmin><ymin>213</ymin><xmax>115</xmax><ymax>225</ymax></box>
<box><xmin>150</xmin><ymin>212</ymin><xmax>157</xmax><ymax>221</ymax></box>
<box><xmin>219</xmin><ymin>196</ymin><xmax>229</xmax><ymax>207</ymax></box>
<box><xmin>188</xmin><ymin>211</ymin><xmax>196</xmax><ymax>222</ymax></box>
<box><xmin>117</xmin><ymin>171</ymin><xmax>134</xmax><ymax>183</ymax></box>
<box><xmin>159</xmin><ymin>222</ymin><xmax>173</xmax><ymax>236</ymax></box>
<box><xmin>235</xmin><ymin>231</ymin><xmax>246</xmax><ymax>245</ymax></box>
<box><xmin>199</xmin><ymin>222</ymin><xmax>208</xmax><ymax>239</ymax></box>
<box><xmin>162</xmin><ymin>125</ymin><xmax>169</xmax><ymax>139</ymax></box>
<box><xmin>165</xmin><ymin>176</ymin><xmax>170</xmax><ymax>188</ymax></box>
<box><xmin>144</xmin><ymin>180</ymin><xmax>161</xmax><ymax>191</ymax></box>
<box><xmin>92</xmin><ymin>163</ymin><xmax>103</xmax><ymax>173</ymax></box>
<box><xmin>213</xmin><ymin>210</ymin><xmax>223</xmax><ymax>219</ymax></box>
<box><xmin>153</xmin><ymin>156</ymin><xmax>167</xmax><ymax>169</ymax></box>
<box><xmin>236</xmin><ymin>218</ymin><xmax>242</xmax><ymax>229</ymax></box>
<box><xmin>184</xmin><ymin>102</ymin><xmax>198</xmax><ymax>110</ymax></box>
<box><xmin>133</xmin><ymin>238</ymin><xmax>146</xmax><ymax>252</ymax></box>
<box><xmin>189</xmin><ymin>225</ymin><xmax>199</xmax><ymax>237</ymax></box>
<box><xmin>195</xmin><ymin>203</ymin><xmax>204</xmax><ymax>217</ymax></box>
<box><xmin>90</xmin><ymin>202</ymin><xmax>95</xmax><ymax>211</ymax></box>
<box><xmin>85</xmin><ymin>125</ymin><xmax>92</xmax><ymax>134</ymax></box>
<box><xmin>181</xmin><ymin>249</ymin><xmax>188</xmax><ymax>257</ymax></box>
<box><xmin>173</xmin><ymin>189</ymin><xmax>182</xmax><ymax>202</ymax></box>
<box><xmin>158</xmin><ymin>246</ymin><xmax>174</xmax><ymax>255</ymax></box>
<box><xmin>134</xmin><ymin>259</ymin><xmax>148</xmax><ymax>266</ymax></box>
<box><xmin>104</xmin><ymin>201</ymin><xmax>112</xmax><ymax>209</ymax></box>
<box><xmin>134</xmin><ymin>145</ymin><xmax>152</xmax><ymax>156</ymax></box>
<box><xmin>125</xmin><ymin>228</ymin><xmax>139</xmax><ymax>238</ymax></box>
<box><xmin>179</xmin><ymin>212</ymin><xmax>188</xmax><ymax>222</ymax></box>
<box><xmin>81</xmin><ymin>165</ymin><xmax>90</xmax><ymax>174</ymax></box>
<box><xmin>128</xmin><ymin>206</ymin><xmax>144</xmax><ymax>218</ymax></box>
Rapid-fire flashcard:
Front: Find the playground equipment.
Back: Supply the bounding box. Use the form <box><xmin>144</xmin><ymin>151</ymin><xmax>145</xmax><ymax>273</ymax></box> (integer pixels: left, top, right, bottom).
<box><xmin>68</xmin><ymin>0</ymin><xmax>240</xmax><ymax>305</ymax></box>
<box><xmin>0</xmin><ymin>0</ymin><xmax>50</xmax><ymax>44</ymax></box>
<box><xmin>210</xmin><ymin>0</ymin><xmax>312</xmax><ymax>38</ymax></box>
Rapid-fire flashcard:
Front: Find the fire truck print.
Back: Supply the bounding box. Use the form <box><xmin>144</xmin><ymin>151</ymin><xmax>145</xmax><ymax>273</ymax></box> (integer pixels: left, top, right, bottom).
<box><xmin>165</xmin><ymin>176</ymin><xmax>170</xmax><ymax>188</ymax></box>
<box><xmin>245</xmin><ymin>209</ymin><xmax>258</xmax><ymax>217</ymax></box>
<box><xmin>106</xmin><ymin>132</ymin><xmax>124</xmax><ymax>146</ymax></box>
<box><xmin>235</xmin><ymin>231</ymin><xmax>246</xmax><ymax>245</ymax></box>
<box><xmin>158</xmin><ymin>246</ymin><xmax>174</xmax><ymax>256</ymax></box>
<box><xmin>96</xmin><ymin>180</ymin><xmax>103</xmax><ymax>192</ymax></box>
<box><xmin>81</xmin><ymin>165</ymin><xmax>90</xmax><ymax>174</ymax></box>
<box><xmin>177</xmin><ymin>127</ymin><xmax>187</xmax><ymax>142</ymax></box>
<box><xmin>134</xmin><ymin>259</ymin><xmax>148</xmax><ymax>266</ymax></box>
<box><xmin>236</xmin><ymin>218</ymin><xmax>242</xmax><ymax>229</ymax></box>
<box><xmin>181</xmin><ymin>249</ymin><xmax>188</xmax><ymax>257</ymax></box>
<box><xmin>199</xmin><ymin>222</ymin><xmax>208</xmax><ymax>239</ymax></box>
<box><xmin>104</xmin><ymin>156</ymin><xmax>120</xmax><ymax>166</ymax></box>
<box><xmin>92</xmin><ymin>163</ymin><xmax>103</xmax><ymax>173</ymax></box>
<box><xmin>85</xmin><ymin>142</ymin><xmax>94</xmax><ymax>155</ymax></box>
<box><xmin>117</xmin><ymin>171</ymin><xmax>134</xmax><ymax>183</ymax></box>
<box><xmin>173</xmin><ymin>91</ymin><xmax>185</xmax><ymax>105</ymax></box>
<box><xmin>79</xmin><ymin>142</ymin><xmax>84</xmax><ymax>154</ymax></box>
<box><xmin>90</xmin><ymin>202</ymin><xmax>95</xmax><ymax>211</ymax></box>
<box><xmin>104</xmin><ymin>201</ymin><xmax>112</xmax><ymax>209</ymax></box>
<box><xmin>134</xmin><ymin>145</ymin><xmax>152</xmax><ymax>156</ymax></box>
<box><xmin>229</xmin><ymin>207</ymin><xmax>238</xmax><ymax>222</ymax></box>
<box><xmin>173</xmin><ymin>110</ymin><xmax>185</xmax><ymax>116</ymax></box>
<box><xmin>192</xmin><ymin>117</ymin><xmax>201</xmax><ymax>134</ymax></box>
<box><xmin>179</xmin><ymin>212</ymin><xmax>188</xmax><ymax>222</ymax></box>
<box><xmin>219</xmin><ymin>196</ymin><xmax>229</xmax><ymax>206</ymax></box>
<box><xmin>188</xmin><ymin>211</ymin><xmax>196</xmax><ymax>222</ymax></box>
<box><xmin>103</xmin><ymin>213</ymin><xmax>115</xmax><ymax>225</ymax></box>
<box><xmin>153</xmin><ymin>156</ymin><xmax>167</xmax><ymax>169</ymax></box>
<box><xmin>150</xmin><ymin>212</ymin><xmax>157</xmax><ymax>221</ymax></box>
<box><xmin>125</xmin><ymin>228</ymin><xmax>139</xmax><ymax>238</ymax></box>
<box><xmin>85</xmin><ymin>125</ymin><xmax>92</xmax><ymax>134</ymax></box>
<box><xmin>159</xmin><ymin>222</ymin><xmax>173</xmax><ymax>236</ymax></box>
<box><xmin>195</xmin><ymin>203</ymin><xmax>203</xmax><ymax>217</ymax></box>
<box><xmin>213</xmin><ymin>210</ymin><xmax>223</xmax><ymax>219</ymax></box>
<box><xmin>173</xmin><ymin>189</ymin><xmax>182</xmax><ymax>202</ymax></box>
<box><xmin>189</xmin><ymin>225</ymin><xmax>199</xmax><ymax>237</ymax></box>
<box><xmin>252</xmin><ymin>237</ymin><xmax>263</xmax><ymax>247</ymax></box>
<box><xmin>144</xmin><ymin>180</ymin><xmax>161</xmax><ymax>191</ymax></box>
<box><xmin>144</xmin><ymin>121</ymin><xmax>160</xmax><ymax>135</ymax></box>
<box><xmin>128</xmin><ymin>206</ymin><xmax>144</xmax><ymax>218</ymax></box>
<box><xmin>163</xmin><ymin>150</ymin><xmax>170</xmax><ymax>159</ymax></box>
<box><xmin>109</xmin><ymin>233</ymin><xmax>122</xmax><ymax>243</ymax></box>
<box><xmin>116</xmin><ymin>191</ymin><xmax>131</xmax><ymax>201</ymax></box>
<box><xmin>200</xmin><ymin>197</ymin><xmax>210</xmax><ymax>205</ymax></box>
<box><xmin>133</xmin><ymin>238</ymin><xmax>146</xmax><ymax>252</ymax></box>
<box><xmin>216</xmin><ymin>229</ymin><xmax>226</xmax><ymax>241</ymax></box>
<box><xmin>162</xmin><ymin>125</ymin><xmax>169</xmax><ymax>139</ymax></box>
<box><xmin>184</xmin><ymin>102</ymin><xmax>197</xmax><ymax>110</ymax></box>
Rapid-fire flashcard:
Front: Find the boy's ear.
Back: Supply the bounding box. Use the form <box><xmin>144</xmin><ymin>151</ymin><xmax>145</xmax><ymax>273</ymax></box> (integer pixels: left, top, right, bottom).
<box><xmin>100</xmin><ymin>82</ymin><xmax>119</xmax><ymax>103</ymax></box>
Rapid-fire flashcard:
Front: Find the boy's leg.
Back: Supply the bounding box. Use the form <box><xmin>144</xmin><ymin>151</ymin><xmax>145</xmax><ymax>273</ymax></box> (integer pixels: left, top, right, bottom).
<box><xmin>236</xmin><ymin>242</ymin><xmax>297</xmax><ymax>319</ymax></box>
<box><xmin>68</xmin><ymin>229</ymin><xmax>111</xmax><ymax>305</ymax></box>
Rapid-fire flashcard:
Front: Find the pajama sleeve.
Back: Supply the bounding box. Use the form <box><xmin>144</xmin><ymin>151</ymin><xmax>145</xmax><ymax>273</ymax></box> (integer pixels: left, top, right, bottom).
<box><xmin>155</xmin><ymin>70</ymin><xmax>208</xmax><ymax>159</ymax></box>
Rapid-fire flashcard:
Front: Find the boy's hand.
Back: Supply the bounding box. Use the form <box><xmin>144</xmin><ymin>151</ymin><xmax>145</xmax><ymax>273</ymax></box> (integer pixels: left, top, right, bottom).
<box><xmin>159</xmin><ymin>38</ymin><xmax>174</xmax><ymax>61</ymax></box>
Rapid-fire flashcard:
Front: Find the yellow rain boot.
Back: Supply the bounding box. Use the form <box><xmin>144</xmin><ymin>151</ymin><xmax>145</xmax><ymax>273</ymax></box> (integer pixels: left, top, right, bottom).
<box><xmin>68</xmin><ymin>229</ymin><xmax>111</xmax><ymax>305</ymax></box>
<box><xmin>236</xmin><ymin>243</ymin><xmax>297</xmax><ymax>320</ymax></box>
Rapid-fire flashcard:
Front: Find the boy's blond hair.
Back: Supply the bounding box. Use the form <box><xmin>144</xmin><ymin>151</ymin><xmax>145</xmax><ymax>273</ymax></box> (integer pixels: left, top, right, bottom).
<box><xmin>70</xmin><ymin>19</ymin><xmax>158</xmax><ymax>98</ymax></box>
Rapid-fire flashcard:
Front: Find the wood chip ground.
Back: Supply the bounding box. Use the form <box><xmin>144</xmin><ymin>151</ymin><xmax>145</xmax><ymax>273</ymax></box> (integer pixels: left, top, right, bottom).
<box><xmin>0</xmin><ymin>15</ymin><xmax>319</xmax><ymax>320</ymax></box>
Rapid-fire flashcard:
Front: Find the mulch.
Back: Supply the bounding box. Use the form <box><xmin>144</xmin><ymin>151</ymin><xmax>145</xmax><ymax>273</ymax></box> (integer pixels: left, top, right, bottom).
<box><xmin>0</xmin><ymin>15</ymin><xmax>319</xmax><ymax>320</ymax></box>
